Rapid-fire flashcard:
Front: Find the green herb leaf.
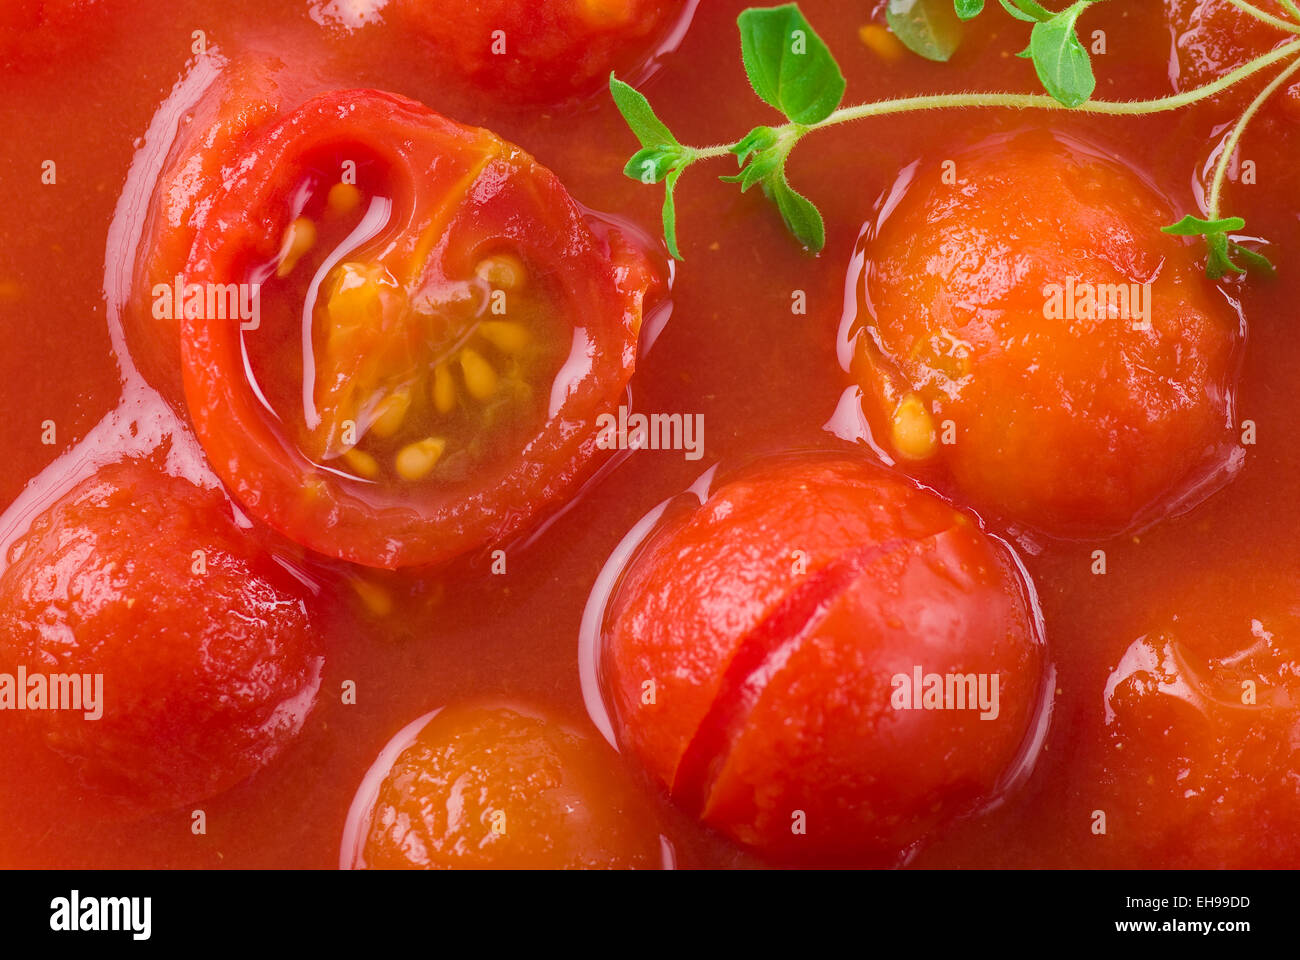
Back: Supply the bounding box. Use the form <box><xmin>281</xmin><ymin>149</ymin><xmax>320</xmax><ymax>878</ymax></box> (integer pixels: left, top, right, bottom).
<box><xmin>731</xmin><ymin>126</ymin><xmax>780</xmax><ymax>166</ymax></box>
<box><xmin>1162</xmin><ymin>215</ymin><xmax>1274</xmax><ymax>279</ymax></box>
<box><xmin>955</xmin><ymin>0</ymin><xmax>985</xmax><ymax>19</ymax></box>
<box><xmin>1228</xmin><ymin>241</ymin><xmax>1276</xmax><ymax>277</ymax></box>
<box><xmin>610</xmin><ymin>74</ymin><xmax>680</xmax><ymax>149</ymax></box>
<box><xmin>662</xmin><ymin>166</ymin><xmax>684</xmax><ymax>261</ymax></box>
<box><xmin>737</xmin><ymin>4</ymin><xmax>846</xmax><ymax>125</ymax></box>
<box><xmin>764</xmin><ymin>174</ymin><xmax>825</xmax><ymax>252</ymax></box>
<box><xmin>887</xmin><ymin>0</ymin><xmax>964</xmax><ymax>63</ymax></box>
<box><xmin>624</xmin><ymin>145</ymin><xmax>687</xmax><ymax>184</ymax></box>
<box><xmin>1028</xmin><ymin>3</ymin><xmax>1096</xmax><ymax>107</ymax></box>
<box><xmin>1161</xmin><ymin>214</ymin><xmax>1247</xmax><ymax>236</ymax></box>
<box><xmin>999</xmin><ymin>0</ymin><xmax>1052</xmax><ymax>22</ymax></box>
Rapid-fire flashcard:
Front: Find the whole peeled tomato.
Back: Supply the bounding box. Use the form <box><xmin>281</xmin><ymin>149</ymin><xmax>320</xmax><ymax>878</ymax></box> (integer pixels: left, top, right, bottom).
<box><xmin>396</xmin><ymin>0</ymin><xmax>692</xmax><ymax>104</ymax></box>
<box><xmin>0</xmin><ymin>459</ymin><xmax>323</xmax><ymax>816</ymax></box>
<box><xmin>604</xmin><ymin>457</ymin><xmax>1046</xmax><ymax>863</ymax></box>
<box><xmin>174</xmin><ymin>87</ymin><xmax>661</xmax><ymax>569</ymax></box>
<box><xmin>1098</xmin><ymin>563</ymin><xmax>1300</xmax><ymax>867</ymax></box>
<box><xmin>353</xmin><ymin>702</ymin><xmax>663</xmax><ymax>869</ymax></box>
<box><xmin>853</xmin><ymin>130</ymin><xmax>1238</xmax><ymax>539</ymax></box>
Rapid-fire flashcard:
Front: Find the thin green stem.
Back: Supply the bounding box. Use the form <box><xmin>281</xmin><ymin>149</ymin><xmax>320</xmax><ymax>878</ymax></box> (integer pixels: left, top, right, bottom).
<box><xmin>1208</xmin><ymin>53</ymin><xmax>1300</xmax><ymax>216</ymax></box>
<box><xmin>684</xmin><ymin>38</ymin><xmax>1300</xmax><ymax>161</ymax></box>
<box><xmin>1282</xmin><ymin>0</ymin><xmax>1300</xmax><ymax>22</ymax></box>
<box><xmin>1225</xmin><ymin>0</ymin><xmax>1300</xmax><ymax>33</ymax></box>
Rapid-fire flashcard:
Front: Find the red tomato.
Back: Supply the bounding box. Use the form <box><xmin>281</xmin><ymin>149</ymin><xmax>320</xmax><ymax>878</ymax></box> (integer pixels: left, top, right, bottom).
<box><xmin>395</xmin><ymin>0</ymin><xmax>692</xmax><ymax>103</ymax></box>
<box><xmin>604</xmin><ymin>458</ymin><xmax>1046</xmax><ymax>862</ymax></box>
<box><xmin>0</xmin><ymin>459</ymin><xmax>322</xmax><ymax>816</ymax></box>
<box><xmin>1167</xmin><ymin>0</ymin><xmax>1296</xmax><ymax>90</ymax></box>
<box><xmin>1098</xmin><ymin>563</ymin><xmax>1300</xmax><ymax>867</ymax></box>
<box><xmin>351</xmin><ymin>702</ymin><xmax>663</xmax><ymax>869</ymax></box>
<box><xmin>853</xmin><ymin>130</ymin><xmax>1238</xmax><ymax>539</ymax></box>
<box><xmin>129</xmin><ymin>57</ymin><xmax>304</xmax><ymax>402</ymax></box>
<box><xmin>170</xmin><ymin>87</ymin><xmax>660</xmax><ymax>568</ymax></box>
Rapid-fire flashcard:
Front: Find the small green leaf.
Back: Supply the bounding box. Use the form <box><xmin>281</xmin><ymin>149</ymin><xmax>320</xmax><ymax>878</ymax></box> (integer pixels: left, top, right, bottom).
<box><xmin>662</xmin><ymin>167</ymin><xmax>684</xmax><ymax>261</ymax></box>
<box><xmin>955</xmin><ymin>0</ymin><xmax>985</xmax><ymax>19</ymax></box>
<box><xmin>887</xmin><ymin>0</ymin><xmax>963</xmax><ymax>63</ymax></box>
<box><xmin>624</xmin><ymin>145</ymin><xmax>685</xmax><ymax>184</ymax></box>
<box><xmin>1162</xmin><ymin>214</ymin><xmax>1246</xmax><ymax>236</ymax></box>
<box><xmin>764</xmin><ymin>175</ymin><xmax>825</xmax><ymax>252</ymax></box>
<box><xmin>609</xmin><ymin>74</ymin><xmax>680</xmax><ymax>149</ymax></box>
<box><xmin>720</xmin><ymin>149</ymin><xmax>785</xmax><ymax>192</ymax></box>
<box><xmin>993</xmin><ymin>0</ymin><xmax>1045</xmax><ymax>22</ymax></box>
<box><xmin>732</xmin><ymin>126</ymin><xmax>780</xmax><ymax>166</ymax></box>
<box><xmin>737</xmin><ymin>4</ymin><xmax>846</xmax><ymax>125</ymax></box>
<box><xmin>1228</xmin><ymin>241</ymin><xmax>1276</xmax><ymax>277</ymax></box>
<box><xmin>1028</xmin><ymin>4</ymin><xmax>1096</xmax><ymax>107</ymax></box>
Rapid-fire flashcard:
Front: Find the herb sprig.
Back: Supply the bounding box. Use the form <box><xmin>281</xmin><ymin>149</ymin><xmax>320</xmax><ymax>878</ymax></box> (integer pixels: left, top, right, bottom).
<box><xmin>612</xmin><ymin>1</ymin><xmax>1298</xmax><ymax>278</ymax></box>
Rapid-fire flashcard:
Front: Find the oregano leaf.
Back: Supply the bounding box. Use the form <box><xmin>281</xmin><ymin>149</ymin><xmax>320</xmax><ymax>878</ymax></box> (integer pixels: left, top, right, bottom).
<box><xmin>887</xmin><ymin>0</ymin><xmax>964</xmax><ymax>63</ymax></box>
<box><xmin>737</xmin><ymin>4</ymin><xmax>846</xmax><ymax>124</ymax></box>
<box><xmin>1028</xmin><ymin>4</ymin><xmax>1096</xmax><ymax>107</ymax></box>
<box><xmin>609</xmin><ymin>74</ymin><xmax>680</xmax><ymax>149</ymax></box>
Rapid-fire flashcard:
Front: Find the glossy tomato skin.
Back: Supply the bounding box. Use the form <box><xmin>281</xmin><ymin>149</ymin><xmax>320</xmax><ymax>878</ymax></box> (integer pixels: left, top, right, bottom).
<box><xmin>1097</xmin><ymin>566</ymin><xmax>1300</xmax><ymax>867</ymax></box>
<box><xmin>396</xmin><ymin>0</ymin><xmax>690</xmax><ymax>104</ymax></box>
<box><xmin>1167</xmin><ymin>0</ymin><xmax>1296</xmax><ymax>90</ymax></box>
<box><xmin>129</xmin><ymin>58</ymin><xmax>309</xmax><ymax>403</ymax></box>
<box><xmin>358</xmin><ymin>703</ymin><xmax>663</xmax><ymax>869</ymax></box>
<box><xmin>855</xmin><ymin>130</ymin><xmax>1238</xmax><ymax>540</ymax></box>
<box><xmin>604</xmin><ymin>458</ymin><xmax>1046</xmax><ymax>862</ymax></box>
<box><xmin>178</xmin><ymin>87</ymin><xmax>659</xmax><ymax>569</ymax></box>
<box><xmin>0</xmin><ymin>460</ymin><xmax>323</xmax><ymax>816</ymax></box>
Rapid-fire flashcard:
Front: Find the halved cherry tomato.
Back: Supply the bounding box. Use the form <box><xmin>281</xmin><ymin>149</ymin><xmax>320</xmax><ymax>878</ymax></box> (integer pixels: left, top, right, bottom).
<box><xmin>853</xmin><ymin>130</ymin><xmax>1238</xmax><ymax>539</ymax></box>
<box><xmin>351</xmin><ymin>702</ymin><xmax>664</xmax><ymax>869</ymax></box>
<box><xmin>395</xmin><ymin>0</ymin><xmax>692</xmax><ymax>104</ymax></box>
<box><xmin>175</xmin><ymin>87</ymin><xmax>660</xmax><ymax>568</ymax></box>
<box><xmin>0</xmin><ymin>458</ymin><xmax>323</xmax><ymax>817</ymax></box>
<box><xmin>604</xmin><ymin>457</ymin><xmax>1046</xmax><ymax>863</ymax></box>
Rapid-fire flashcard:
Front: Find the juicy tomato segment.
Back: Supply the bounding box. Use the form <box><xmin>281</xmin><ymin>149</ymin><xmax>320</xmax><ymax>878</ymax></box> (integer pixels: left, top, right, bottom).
<box><xmin>180</xmin><ymin>87</ymin><xmax>660</xmax><ymax>568</ymax></box>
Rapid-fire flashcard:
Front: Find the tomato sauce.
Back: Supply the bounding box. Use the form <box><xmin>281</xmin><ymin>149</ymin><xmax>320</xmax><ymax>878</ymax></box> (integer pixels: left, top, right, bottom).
<box><xmin>0</xmin><ymin>0</ymin><xmax>1296</xmax><ymax>867</ymax></box>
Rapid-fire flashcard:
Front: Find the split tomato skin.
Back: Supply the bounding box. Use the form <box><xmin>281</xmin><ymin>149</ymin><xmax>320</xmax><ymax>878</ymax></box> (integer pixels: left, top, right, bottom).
<box><xmin>604</xmin><ymin>458</ymin><xmax>1045</xmax><ymax>862</ymax></box>
<box><xmin>855</xmin><ymin>130</ymin><xmax>1238</xmax><ymax>539</ymax></box>
<box><xmin>358</xmin><ymin>703</ymin><xmax>663</xmax><ymax>869</ymax></box>
<box><xmin>177</xmin><ymin>87</ymin><xmax>660</xmax><ymax>569</ymax></box>
<box><xmin>0</xmin><ymin>460</ymin><xmax>323</xmax><ymax>816</ymax></box>
<box><xmin>396</xmin><ymin>0</ymin><xmax>691</xmax><ymax>104</ymax></box>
